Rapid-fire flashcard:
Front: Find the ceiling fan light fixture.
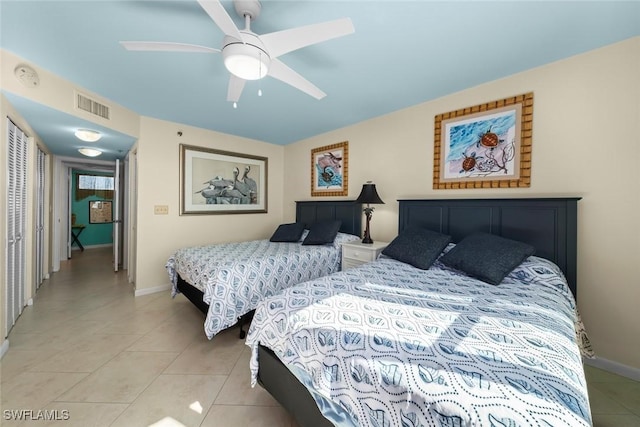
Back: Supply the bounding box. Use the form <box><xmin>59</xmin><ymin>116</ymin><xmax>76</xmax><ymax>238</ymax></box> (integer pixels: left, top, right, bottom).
<box><xmin>223</xmin><ymin>43</ymin><xmax>270</xmax><ymax>80</ymax></box>
<box><xmin>78</xmin><ymin>147</ymin><xmax>102</xmax><ymax>157</ymax></box>
<box><xmin>75</xmin><ymin>129</ymin><xmax>102</xmax><ymax>142</ymax></box>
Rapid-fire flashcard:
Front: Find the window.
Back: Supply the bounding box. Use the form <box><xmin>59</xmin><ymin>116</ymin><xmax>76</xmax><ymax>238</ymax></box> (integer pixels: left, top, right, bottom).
<box><xmin>75</xmin><ymin>173</ymin><xmax>114</xmax><ymax>201</ymax></box>
<box><xmin>78</xmin><ymin>174</ymin><xmax>114</xmax><ymax>190</ymax></box>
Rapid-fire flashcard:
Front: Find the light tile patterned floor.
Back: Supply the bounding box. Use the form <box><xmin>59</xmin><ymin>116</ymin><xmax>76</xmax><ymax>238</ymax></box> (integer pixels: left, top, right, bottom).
<box><xmin>1</xmin><ymin>247</ymin><xmax>639</xmax><ymax>426</ymax></box>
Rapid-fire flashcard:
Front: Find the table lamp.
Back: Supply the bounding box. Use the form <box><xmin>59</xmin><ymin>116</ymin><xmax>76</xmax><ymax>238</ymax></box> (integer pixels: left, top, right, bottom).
<box><xmin>355</xmin><ymin>181</ymin><xmax>384</xmax><ymax>244</ymax></box>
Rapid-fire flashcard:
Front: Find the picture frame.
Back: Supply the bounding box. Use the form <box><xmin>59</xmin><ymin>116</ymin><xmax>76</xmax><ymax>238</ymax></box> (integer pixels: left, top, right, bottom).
<box><xmin>311</xmin><ymin>141</ymin><xmax>348</xmax><ymax>196</ymax></box>
<box><xmin>433</xmin><ymin>92</ymin><xmax>533</xmax><ymax>189</ymax></box>
<box><xmin>89</xmin><ymin>200</ymin><xmax>112</xmax><ymax>224</ymax></box>
<box><xmin>180</xmin><ymin>144</ymin><xmax>267</xmax><ymax>215</ymax></box>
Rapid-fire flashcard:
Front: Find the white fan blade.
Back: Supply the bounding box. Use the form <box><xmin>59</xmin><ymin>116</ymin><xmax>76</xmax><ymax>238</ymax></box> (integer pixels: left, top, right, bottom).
<box><xmin>197</xmin><ymin>0</ymin><xmax>243</xmax><ymax>41</ymax></box>
<box><xmin>227</xmin><ymin>74</ymin><xmax>246</xmax><ymax>102</ymax></box>
<box><xmin>268</xmin><ymin>59</ymin><xmax>326</xmax><ymax>100</ymax></box>
<box><xmin>120</xmin><ymin>41</ymin><xmax>220</xmax><ymax>53</ymax></box>
<box><xmin>261</xmin><ymin>18</ymin><xmax>354</xmax><ymax>59</ymax></box>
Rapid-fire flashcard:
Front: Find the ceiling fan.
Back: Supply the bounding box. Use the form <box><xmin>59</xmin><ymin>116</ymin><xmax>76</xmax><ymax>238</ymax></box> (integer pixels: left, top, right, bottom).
<box><xmin>120</xmin><ymin>0</ymin><xmax>354</xmax><ymax>106</ymax></box>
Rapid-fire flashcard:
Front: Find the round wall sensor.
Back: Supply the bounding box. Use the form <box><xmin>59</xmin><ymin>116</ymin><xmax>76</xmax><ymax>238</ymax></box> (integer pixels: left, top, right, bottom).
<box><xmin>14</xmin><ymin>64</ymin><xmax>40</xmax><ymax>88</ymax></box>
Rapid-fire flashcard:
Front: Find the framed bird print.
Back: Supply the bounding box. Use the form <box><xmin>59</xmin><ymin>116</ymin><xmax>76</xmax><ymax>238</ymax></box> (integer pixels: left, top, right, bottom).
<box><xmin>433</xmin><ymin>92</ymin><xmax>533</xmax><ymax>189</ymax></box>
<box><xmin>180</xmin><ymin>144</ymin><xmax>267</xmax><ymax>214</ymax></box>
<box><xmin>311</xmin><ymin>141</ymin><xmax>349</xmax><ymax>196</ymax></box>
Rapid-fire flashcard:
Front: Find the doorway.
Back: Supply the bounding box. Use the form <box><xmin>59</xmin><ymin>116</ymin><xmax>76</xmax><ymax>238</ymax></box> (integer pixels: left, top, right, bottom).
<box><xmin>52</xmin><ymin>156</ymin><xmax>129</xmax><ymax>275</ymax></box>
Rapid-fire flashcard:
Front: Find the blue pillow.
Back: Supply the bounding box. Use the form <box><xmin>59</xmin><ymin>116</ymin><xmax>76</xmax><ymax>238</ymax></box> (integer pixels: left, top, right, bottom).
<box><xmin>302</xmin><ymin>220</ymin><xmax>342</xmax><ymax>245</ymax></box>
<box><xmin>440</xmin><ymin>232</ymin><xmax>535</xmax><ymax>285</ymax></box>
<box><xmin>269</xmin><ymin>223</ymin><xmax>306</xmax><ymax>242</ymax></box>
<box><xmin>382</xmin><ymin>227</ymin><xmax>452</xmax><ymax>270</ymax></box>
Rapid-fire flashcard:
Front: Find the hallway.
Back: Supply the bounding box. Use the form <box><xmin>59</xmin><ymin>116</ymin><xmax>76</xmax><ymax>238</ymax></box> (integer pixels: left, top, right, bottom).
<box><xmin>1</xmin><ymin>247</ymin><xmax>296</xmax><ymax>426</ymax></box>
<box><xmin>1</xmin><ymin>248</ymin><xmax>639</xmax><ymax>426</ymax></box>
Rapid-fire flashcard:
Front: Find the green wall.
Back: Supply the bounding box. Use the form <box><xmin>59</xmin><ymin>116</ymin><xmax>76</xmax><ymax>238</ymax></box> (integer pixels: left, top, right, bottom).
<box><xmin>71</xmin><ymin>170</ymin><xmax>113</xmax><ymax>248</ymax></box>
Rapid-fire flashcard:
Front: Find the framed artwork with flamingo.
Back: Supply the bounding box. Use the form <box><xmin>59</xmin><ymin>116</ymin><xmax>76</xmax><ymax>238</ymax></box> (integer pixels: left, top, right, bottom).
<box><xmin>311</xmin><ymin>141</ymin><xmax>349</xmax><ymax>196</ymax></box>
<box><xmin>180</xmin><ymin>144</ymin><xmax>267</xmax><ymax>214</ymax></box>
<box><xmin>433</xmin><ymin>92</ymin><xmax>533</xmax><ymax>189</ymax></box>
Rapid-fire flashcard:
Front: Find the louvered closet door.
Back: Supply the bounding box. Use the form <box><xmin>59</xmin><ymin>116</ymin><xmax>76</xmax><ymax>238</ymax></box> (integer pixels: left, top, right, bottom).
<box><xmin>6</xmin><ymin>119</ymin><xmax>27</xmax><ymax>337</ymax></box>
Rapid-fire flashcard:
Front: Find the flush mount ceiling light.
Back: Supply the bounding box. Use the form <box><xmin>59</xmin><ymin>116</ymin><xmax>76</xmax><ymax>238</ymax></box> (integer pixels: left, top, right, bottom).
<box><xmin>78</xmin><ymin>148</ymin><xmax>102</xmax><ymax>157</ymax></box>
<box><xmin>74</xmin><ymin>129</ymin><xmax>102</xmax><ymax>142</ymax></box>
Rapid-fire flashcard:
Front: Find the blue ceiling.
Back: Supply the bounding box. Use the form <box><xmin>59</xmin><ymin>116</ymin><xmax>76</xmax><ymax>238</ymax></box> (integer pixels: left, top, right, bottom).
<box><xmin>1</xmin><ymin>1</ymin><xmax>639</xmax><ymax>161</ymax></box>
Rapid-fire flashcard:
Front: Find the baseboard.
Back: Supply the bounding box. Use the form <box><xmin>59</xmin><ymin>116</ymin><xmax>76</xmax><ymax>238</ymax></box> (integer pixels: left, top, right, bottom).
<box><xmin>71</xmin><ymin>244</ymin><xmax>113</xmax><ymax>251</ymax></box>
<box><xmin>134</xmin><ymin>284</ymin><xmax>171</xmax><ymax>297</ymax></box>
<box><xmin>0</xmin><ymin>339</ymin><xmax>9</xmax><ymax>359</ymax></box>
<box><xmin>584</xmin><ymin>356</ymin><xmax>640</xmax><ymax>381</ymax></box>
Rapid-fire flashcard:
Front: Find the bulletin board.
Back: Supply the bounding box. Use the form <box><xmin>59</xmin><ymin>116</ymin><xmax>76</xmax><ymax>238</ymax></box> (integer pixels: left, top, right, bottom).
<box><xmin>89</xmin><ymin>200</ymin><xmax>113</xmax><ymax>224</ymax></box>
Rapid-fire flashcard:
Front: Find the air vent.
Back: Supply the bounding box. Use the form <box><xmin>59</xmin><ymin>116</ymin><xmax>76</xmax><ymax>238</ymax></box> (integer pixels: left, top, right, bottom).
<box><xmin>75</xmin><ymin>92</ymin><xmax>110</xmax><ymax>120</ymax></box>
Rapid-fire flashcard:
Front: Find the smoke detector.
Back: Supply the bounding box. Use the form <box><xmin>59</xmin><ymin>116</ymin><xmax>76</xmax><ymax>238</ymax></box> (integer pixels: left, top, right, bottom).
<box><xmin>14</xmin><ymin>64</ymin><xmax>40</xmax><ymax>88</ymax></box>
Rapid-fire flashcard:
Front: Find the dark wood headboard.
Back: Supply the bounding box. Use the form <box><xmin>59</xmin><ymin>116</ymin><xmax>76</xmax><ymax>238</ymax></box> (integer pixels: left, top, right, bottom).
<box><xmin>296</xmin><ymin>201</ymin><xmax>362</xmax><ymax>237</ymax></box>
<box><xmin>398</xmin><ymin>198</ymin><xmax>580</xmax><ymax>297</ymax></box>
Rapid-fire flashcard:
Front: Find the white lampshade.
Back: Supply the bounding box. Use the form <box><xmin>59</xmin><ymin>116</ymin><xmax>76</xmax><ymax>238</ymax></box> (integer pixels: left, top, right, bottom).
<box><xmin>78</xmin><ymin>147</ymin><xmax>102</xmax><ymax>157</ymax></box>
<box><xmin>75</xmin><ymin>129</ymin><xmax>102</xmax><ymax>142</ymax></box>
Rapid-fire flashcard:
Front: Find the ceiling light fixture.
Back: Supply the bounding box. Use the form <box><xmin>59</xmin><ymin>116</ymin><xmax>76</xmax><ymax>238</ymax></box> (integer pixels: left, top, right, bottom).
<box><xmin>78</xmin><ymin>148</ymin><xmax>102</xmax><ymax>157</ymax></box>
<box><xmin>74</xmin><ymin>129</ymin><xmax>102</xmax><ymax>142</ymax></box>
<box><xmin>222</xmin><ymin>34</ymin><xmax>270</xmax><ymax>81</ymax></box>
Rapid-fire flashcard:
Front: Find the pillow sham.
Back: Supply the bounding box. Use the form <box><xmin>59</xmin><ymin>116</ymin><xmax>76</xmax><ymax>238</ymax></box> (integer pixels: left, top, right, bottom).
<box><xmin>302</xmin><ymin>220</ymin><xmax>342</xmax><ymax>245</ymax></box>
<box><xmin>269</xmin><ymin>222</ymin><xmax>306</xmax><ymax>242</ymax></box>
<box><xmin>332</xmin><ymin>232</ymin><xmax>361</xmax><ymax>248</ymax></box>
<box><xmin>440</xmin><ymin>232</ymin><xmax>535</xmax><ymax>285</ymax></box>
<box><xmin>382</xmin><ymin>227</ymin><xmax>452</xmax><ymax>270</ymax></box>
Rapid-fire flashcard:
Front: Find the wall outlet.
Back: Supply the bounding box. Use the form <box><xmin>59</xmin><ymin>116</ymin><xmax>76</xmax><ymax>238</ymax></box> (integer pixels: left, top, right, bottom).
<box><xmin>154</xmin><ymin>205</ymin><xmax>169</xmax><ymax>215</ymax></box>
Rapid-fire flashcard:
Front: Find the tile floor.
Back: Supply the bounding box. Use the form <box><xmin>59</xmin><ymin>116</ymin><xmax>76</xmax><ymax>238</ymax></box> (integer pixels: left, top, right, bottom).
<box><xmin>1</xmin><ymin>247</ymin><xmax>639</xmax><ymax>427</ymax></box>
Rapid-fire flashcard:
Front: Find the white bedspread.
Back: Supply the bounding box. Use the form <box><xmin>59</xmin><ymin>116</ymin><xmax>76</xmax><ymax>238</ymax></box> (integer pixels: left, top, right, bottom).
<box><xmin>247</xmin><ymin>255</ymin><xmax>592</xmax><ymax>427</ymax></box>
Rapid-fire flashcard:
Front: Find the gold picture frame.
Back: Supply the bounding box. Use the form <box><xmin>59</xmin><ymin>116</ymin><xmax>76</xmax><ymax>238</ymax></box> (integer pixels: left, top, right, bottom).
<box><xmin>311</xmin><ymin>141</ymin><xmax>349</xmax><ymax>197</ymax></box>
<box><xmin>180</xmin><ymin>144</ymin><xmax>267</xmax><ymax>214</ymax></box>
<box><xmin>433</xmin><ymin>92</ymin><xmax>533</xmax><ymax>189</ymax></box>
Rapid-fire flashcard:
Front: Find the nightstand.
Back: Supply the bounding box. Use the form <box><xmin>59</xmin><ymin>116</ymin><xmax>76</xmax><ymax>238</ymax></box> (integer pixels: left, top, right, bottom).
<box><xmin>341</xmin><ymin>240</ymin><xmax>388</xmax><ymax>270</ymax></box>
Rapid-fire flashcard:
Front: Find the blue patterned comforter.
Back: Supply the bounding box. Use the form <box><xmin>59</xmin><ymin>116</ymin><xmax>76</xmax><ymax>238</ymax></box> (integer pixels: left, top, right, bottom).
<box><xmin>246</xmin><ymin>255</ymin><xmax>592</xmax><ymax>427</ymax></box>
<box><xmin>166</xmin><ymin>233</ymin><xmax>359</xmax><ymax>338</ymax></box>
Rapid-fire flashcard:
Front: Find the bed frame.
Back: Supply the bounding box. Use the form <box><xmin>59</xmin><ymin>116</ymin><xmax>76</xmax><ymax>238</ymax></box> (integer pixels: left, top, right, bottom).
<box><xmin>176</xmin><ymin>200</ymin><xmax>363</xmax><ymax>337</ymax></box>
<box><xmin>256</xmin><ymin>197</ymin><xmax>581</xmax><ymax>427</ymax></box>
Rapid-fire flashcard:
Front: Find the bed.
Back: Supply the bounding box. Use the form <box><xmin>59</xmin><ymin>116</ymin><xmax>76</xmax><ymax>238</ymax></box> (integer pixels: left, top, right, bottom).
<box><xmin>166</xmin><ymin>201</ymin><xmax>362</xmax><ymax>339</ymax></box>
<box><xmin>246</xmin><ymin>197</ymin><xmax>592</xmax><ymax>427</ymax></box>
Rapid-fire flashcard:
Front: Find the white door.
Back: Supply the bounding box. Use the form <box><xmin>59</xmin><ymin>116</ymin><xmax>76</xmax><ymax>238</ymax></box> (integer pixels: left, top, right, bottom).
<box><xmin>5</xmin><ymin>119</ymin><xmax>27</xmax><ymax>337</ymax></box>
<box><xmin>66</xmin><ymin>167</ymin><xmax>72</xmax><ymax>260</ymax></box>
<box><xmin>113</xmin><ymin>159</ymin><xmax>121</xmax><ymax>272</ymax></box>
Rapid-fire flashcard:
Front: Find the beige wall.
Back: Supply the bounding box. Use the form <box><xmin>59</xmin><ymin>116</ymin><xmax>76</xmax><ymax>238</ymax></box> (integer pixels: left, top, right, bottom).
<box><xmin>134</xmin><ymin>116</ymin><xmax>285</xmax><ymax>293</ymax></box>
<box><xmin>283</xmin><ymin>37</ymin><xmax>640</xmax><ymax>370</ymax></box>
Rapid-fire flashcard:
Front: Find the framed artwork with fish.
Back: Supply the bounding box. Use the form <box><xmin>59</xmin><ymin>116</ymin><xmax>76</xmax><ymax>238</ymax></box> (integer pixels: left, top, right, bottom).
<box><xmin>433</xmin><ymin>92</ymin><xmax>533</xmax><ymax>189</ymax></box>
<box><xmin>180</xmin><ymin>144</ymin><xmax>267</xmax><ymax>215</ymax></box>
<box><xmin>311</xmin><ymin>141</ymin><xmax>349</xmax><ymax>196</ymax></box>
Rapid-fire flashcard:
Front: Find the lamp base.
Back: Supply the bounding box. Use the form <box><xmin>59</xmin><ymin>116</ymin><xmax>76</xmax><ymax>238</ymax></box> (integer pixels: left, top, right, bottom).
<box><xmin>362</xmin><ymin>210</ymin><xmax>373</xmax><ymax>244</ymax></box>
